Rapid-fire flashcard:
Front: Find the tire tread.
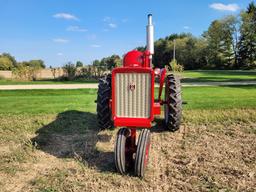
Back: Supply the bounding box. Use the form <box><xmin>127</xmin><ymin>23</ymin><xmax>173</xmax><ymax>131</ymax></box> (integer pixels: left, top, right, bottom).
<box><xmin>165</xmin><ymin>74</ymin><xmax>182</xmax><ymax>131</ymax></box>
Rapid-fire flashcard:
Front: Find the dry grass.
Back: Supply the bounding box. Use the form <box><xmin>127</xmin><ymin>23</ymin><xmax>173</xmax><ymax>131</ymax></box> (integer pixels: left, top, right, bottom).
<box><xmin>0</xmin><ymin>109</ymin><xmax>255</xmax><ymax>192</ymax></box>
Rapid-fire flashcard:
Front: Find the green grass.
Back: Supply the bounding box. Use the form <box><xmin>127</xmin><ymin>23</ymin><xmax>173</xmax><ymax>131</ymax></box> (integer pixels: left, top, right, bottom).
<box><xmin>0</xmin><ymin>89</ymin><xmax>97</xmax><ymax>114</ymax></box>
<box><xmin>182</xmin><ymin>70</ymin><xmax>256</xmax><ymax>83</ymax></box>
<box><xmin>183</xmin><ymin>85</ymin><xmax>256</xmax><ymax>109</ymax></box>
<box><xmin>0</xmin><ymin>86</ymin><xmax>255</xmax><ymax>191</ymax></box>
<box><xmin>0</xmin><ymin>86</ymin><xmax>256</xmax><ymax>115</ymax></box>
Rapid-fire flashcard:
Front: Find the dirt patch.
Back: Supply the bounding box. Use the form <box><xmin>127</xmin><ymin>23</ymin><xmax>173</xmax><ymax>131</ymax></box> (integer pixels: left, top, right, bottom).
<box><xmin>0</xmin><ymin>113</ymin><xmax>255</xmax><ymax>191</ymax></box>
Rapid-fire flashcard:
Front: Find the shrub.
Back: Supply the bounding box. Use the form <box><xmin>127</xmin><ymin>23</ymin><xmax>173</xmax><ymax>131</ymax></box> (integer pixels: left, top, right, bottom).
<box><xmin>0</xmin><ymin>56</ymin><xmax>13</xmax><ymax>70</ymax></box>
<box><xmin>12</xmin><ymin>63</ymin><xmax>42</xmax><ymax>80</ymax></box>
<box><xmin>62</xmin><ymin>62</ymin><xmax>77</xmax><ymax>80</ymax></box>
<box><xmin>168</xmin><ymin>59</ymin><xmax>184</xmax><ymax>73</ymax></box>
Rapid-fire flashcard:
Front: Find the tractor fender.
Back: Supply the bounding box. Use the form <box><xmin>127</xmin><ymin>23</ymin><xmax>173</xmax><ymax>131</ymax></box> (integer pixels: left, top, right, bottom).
<box><xmin>158</xmin><ymin>68</ymin><xmax>166</xmax><ymax>100</ymax></box>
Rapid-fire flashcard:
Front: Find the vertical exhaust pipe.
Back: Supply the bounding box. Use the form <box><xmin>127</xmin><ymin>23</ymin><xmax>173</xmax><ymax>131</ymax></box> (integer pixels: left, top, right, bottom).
<box><xmin>146</xmin><ymin>14</ymin><xmax>154</xmax><ymax>65</ymax></box>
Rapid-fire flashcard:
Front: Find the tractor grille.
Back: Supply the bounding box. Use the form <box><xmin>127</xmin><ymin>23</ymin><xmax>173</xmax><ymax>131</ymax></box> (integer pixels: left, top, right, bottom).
<box><xmin>115</xmin><ymin>73</ymin><xmax>151</xmax><ymax>118</ymax></box>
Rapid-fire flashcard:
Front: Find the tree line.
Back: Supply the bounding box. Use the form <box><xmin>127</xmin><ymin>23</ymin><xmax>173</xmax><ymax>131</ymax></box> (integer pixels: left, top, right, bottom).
<box><xmin>0</xmin><ymin>1</ymin><xmax>255</xmax><ymax>79</ymax></box>
<box><xmin>87</xmin><ymin>2</ymin><xmax>255</xmax><ymax>71</ymax></box>
<box><xmin>143</xmin><ymin>2</ymin><xmax>255</xmax><ymax>70</ymax></box>
<box><xmin>61</xmin><ymin>55</ymin><xmax>121</xmax><ymax>80</ymax></box>
<box><xmin>0</xmin><ymin>53</ymin><xmax>46</xmax><ymax>80</ymax></box>
<box><xmin>0</xmin><ymin>53</ymin><xmax>45</xmax><ymax>70</ymax></box>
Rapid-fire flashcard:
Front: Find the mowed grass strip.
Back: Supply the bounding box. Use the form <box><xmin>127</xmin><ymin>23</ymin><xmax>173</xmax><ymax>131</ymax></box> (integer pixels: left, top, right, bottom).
<box><xmin>182</xmin><ymin>70</ymin><xmax>256</xmax><ymax>82</ymax></box>
<box><xmin>0</xmin><ymin>89</ymin><xmax>97</xmax><ymax>114</ymax></box>
<box><xmin>0</xmin><ymin>85</ymin><xmax>256</xmax><ymax>115</ymax></box>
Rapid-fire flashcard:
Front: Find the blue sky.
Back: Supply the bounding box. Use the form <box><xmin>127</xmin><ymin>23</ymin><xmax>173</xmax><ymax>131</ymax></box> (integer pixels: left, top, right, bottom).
<box><xmin>0</xmin><ymin>0</ymin><xmax>253</xmax><ymax>67</ymax></box>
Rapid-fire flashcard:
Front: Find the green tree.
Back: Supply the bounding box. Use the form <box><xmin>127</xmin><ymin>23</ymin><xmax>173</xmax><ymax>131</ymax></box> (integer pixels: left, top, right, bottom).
<box><xmin>152</xmin><ymin>33</ymin><xmax>209</xmax><ymax>69</ymax></box>
<box><xmin>92</xmin><ymin>59</ymin><xmax>104</xmax><ymax>77</ymax></box>
<box><xmin>27</xmin><ymin>60</ymin><xmax>45</xmax><ymax>69</ymax></box>
<box><xmin>99</xmin><ymin>55</ymin><xmax>121</xmax><ymax>71</ymax></box>
<box><xmin>203</xmin><ymin>20</ymin><xmax>225</xmax><ymax>68</ymax></box>
<box><xmin>0</xmin><ymin>56</ymin><xmax>13</xmax><ymax>70</ymax></box>
<box><xmin>107</xmin><ymin>54</ymin><xmax>121</xmax><ymax>70</ymax></box>
<box><xmin>203</xmin><ymin>16</ymin><xmax>240</xmax><ymax>69</ymax></box>
<box><xmin>221</xmin><ymin>16</ymin><xmax>240</xmax><ymax>68</ymax></box>
<box><xmin>238</xmin><ymin>1</ymin><xmax>256</xmax><ymax>69</ymax></box>
<box><xmin>153</xmin><ymin>33</ymin><xmax>208</xmax><ymax>70</ymax></box>
<box><xmin>153</xmin><ymin>38</ymin><xmax>168</xmax><ymax>68</ymax></box>
<box><xmin>136</xmin><ymin>46</ymin><xmax>146</xmax><ymax>52</ymax></box>
<box><xmin>1</xmin><ymin>53</ymin><xmax>17</xmax><ymax>68</ymax></box>
<box><xmin>62</xmin><ymin>62</ymin><xmax>77</xmax><ymax>80</ymax></box>
<box><xmin>76</xmin><ymin>61</ymin><xmax>83</xmax><ymax>68</ymax></box>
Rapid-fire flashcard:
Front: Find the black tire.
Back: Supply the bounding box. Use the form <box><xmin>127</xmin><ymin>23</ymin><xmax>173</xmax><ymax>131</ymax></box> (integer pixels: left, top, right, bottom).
<box><xmin>164</xmin><ymin>74</ymin><xmax>182</xmax><ymax>131</ymax></box>
<box><xmin>114</xmin><ymin>128</ymin><xmax>133</xmax><ymax>174</ymax></box>
<box><xmin>134</xmin><ymin>129</ymin><xmax>151</xmax><ymax>178</ymax></box>
<box><xmin>97</xmin><ymin>74</ymin><xmax>113</xmax><ymax>130</ymax></box>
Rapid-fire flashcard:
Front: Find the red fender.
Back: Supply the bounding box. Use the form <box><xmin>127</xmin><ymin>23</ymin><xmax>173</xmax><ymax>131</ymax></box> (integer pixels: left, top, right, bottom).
<box><xmin>158</xmin><ymin>68</ymin><xmax>166</xmax><ymax>101</ymax></box>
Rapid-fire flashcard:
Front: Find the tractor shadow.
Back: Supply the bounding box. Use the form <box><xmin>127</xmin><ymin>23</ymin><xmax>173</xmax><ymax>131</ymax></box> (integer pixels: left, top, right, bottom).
<box><xmin>31</xmin><ymin>110</ymin><xmax>115</xmax><ymax>173</ymax></box>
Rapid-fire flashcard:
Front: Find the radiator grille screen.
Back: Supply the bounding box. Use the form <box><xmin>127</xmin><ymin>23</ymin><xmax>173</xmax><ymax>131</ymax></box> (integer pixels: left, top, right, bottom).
<box><xmin>115</xmin><ymin>73</ymin><xmax>151</xmax><ymax>118</ymax></box>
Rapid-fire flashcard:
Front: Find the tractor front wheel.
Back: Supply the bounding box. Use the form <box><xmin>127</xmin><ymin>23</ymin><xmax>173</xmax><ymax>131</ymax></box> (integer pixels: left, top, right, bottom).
<box><xmin>164</xmin><ymin>74</ymin><xmax>182</xmax><ymax>131</ymax></box>
<box><xmin>97</xmin><ymin>74</ymin><xmax>113</xmax><ymax>130</ymax></box>
<box><xmin>114</xmin><ymin>128</ymin><xmax>133</xmax><ymax>174</ymax></box>
<box><xmin>134</xmin><ymin>129</ymin><xmax>151</xmax><ymax>178</ymax></box>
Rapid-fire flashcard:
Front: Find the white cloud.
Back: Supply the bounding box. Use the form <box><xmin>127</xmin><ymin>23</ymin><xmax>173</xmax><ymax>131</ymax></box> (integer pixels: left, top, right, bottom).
<box><xmin>53</xmin><ymin>38</ymin><xmax>69</xmax><ymax>43</ymax></box>
<box><xmin>53</xmin><ymin>13</ymin><xmax>78</xmax><ymax>20</ymax></box>
<box><xmin>103</xmin><ymin>16</ymin><xmax>111</xmax><ymax>22</ymax></box>
<box><xmin>183</xmin><ymin>26</ymin><xmax>190</xmax><ymax>30</ymax></box>
<box><xmin>91</xmin><ymin>44</ymin><xmax>101</xmax><ymax>48</ymax></box>
<box><xmin>103</xmin><ymin>16</ymin><xmax>117</xmax><ymax>29</ymax></box>
<box><xmin>66</xmin><ymin>26</ymin><xmax>88</xmax><ymax>32</ymax></box>
<box><xmin>57</xmin><ymin>53</ymin><xmax>63</xmax><ymax>56</ymax></box>
<box><xmin>209</xmin><ymin>3</ymin><xmax>240</xmax><ymax>12</ymax></box>
<box><xmin>109</xmin><ymin>23</ymin><xmax>117</xmax><ymax>28</ymax></box>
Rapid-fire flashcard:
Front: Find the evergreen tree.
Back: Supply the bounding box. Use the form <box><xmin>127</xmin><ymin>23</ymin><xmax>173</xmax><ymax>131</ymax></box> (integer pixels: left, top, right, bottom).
<box><xmin>238</xmin><ymin>1</ymin><xmax>256</xmax><ymax>69</ymax></box>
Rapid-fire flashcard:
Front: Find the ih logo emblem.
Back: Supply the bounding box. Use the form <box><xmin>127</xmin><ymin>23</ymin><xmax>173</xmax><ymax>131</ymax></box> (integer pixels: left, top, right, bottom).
<box><xmin>129</xmin><ymin>82</ymin><xmax>136</xmax><ymax>91</ymax></box>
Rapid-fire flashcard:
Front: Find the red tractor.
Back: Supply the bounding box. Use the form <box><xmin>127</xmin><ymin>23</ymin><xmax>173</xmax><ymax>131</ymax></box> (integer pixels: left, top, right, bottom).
<box><xmin>97</xmin><ymin>14</ymin><xmax>182</xmax><ymax>177</ymax></box>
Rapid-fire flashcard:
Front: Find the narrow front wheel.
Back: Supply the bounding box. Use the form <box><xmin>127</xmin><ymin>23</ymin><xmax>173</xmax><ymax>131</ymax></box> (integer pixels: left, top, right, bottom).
<box><xmin>134</xmin><ymin>129</ymin><xmax>151</xmax><ymax>178</ymax></box>
<box><xmin>114</xmin><ymin>128</ymin><xmax>133</xmax><ymax>174</ymax></box>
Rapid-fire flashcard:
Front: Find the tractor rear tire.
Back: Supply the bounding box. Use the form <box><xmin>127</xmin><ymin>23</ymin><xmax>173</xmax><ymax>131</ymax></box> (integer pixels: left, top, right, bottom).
<box><xmin>114</xmin><ymin>128</ymin><xmax>133</xmax><ymax>174</ymax></box>
<box><xmin>164</xmin><ymin>74</ymin><xmax>182</xmax><ymax>132</ymax></box>
<box><xmin>134</xmin><ymin>129</ymin><xmax>151</xmax><ymax>178</ymax></box>
<box><xmin>97</xmin><ymin>74</ymin><xmax>113</xmax><ymax>130</ymax></box>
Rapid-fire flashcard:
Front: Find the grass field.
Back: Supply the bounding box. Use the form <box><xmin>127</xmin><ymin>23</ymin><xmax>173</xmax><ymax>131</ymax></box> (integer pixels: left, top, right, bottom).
<box><xmin>1</xmin><ymin>70</ymin><xmax>256</xmax><ymax>85</ymax></box>
<box><xmin>0</xmin><ymin>86</ymin><xmax>256</xmax><ymax>191</ymax></box>
<box><xmin>182</xmin><ymin>70</ymin><xmax>256</xmax><ymax>83</ymax></box>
